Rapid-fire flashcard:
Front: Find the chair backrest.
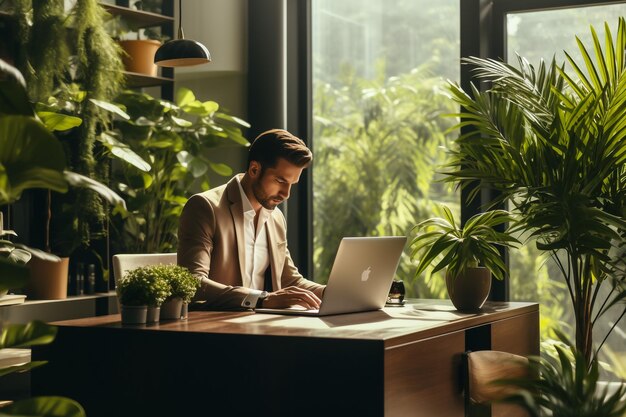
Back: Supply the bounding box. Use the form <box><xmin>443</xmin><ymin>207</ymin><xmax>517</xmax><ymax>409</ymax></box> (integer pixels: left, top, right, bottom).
<box><xmin>112</xmin><ymin>253</ymin><xmax>178</xmax><ymax>285</ymax></box>
<box><xmin>464</xmin><ymin>350</ymin><xmax>530</xmax><ymax>417</ymax></box>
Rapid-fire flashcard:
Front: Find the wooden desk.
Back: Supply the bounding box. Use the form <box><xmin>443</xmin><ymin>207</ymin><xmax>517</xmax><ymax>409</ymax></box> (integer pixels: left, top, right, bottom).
<box><xmin>31</xmin><ymin>300</ymin><xmax>538</xmax><ymax>417</ymax></box>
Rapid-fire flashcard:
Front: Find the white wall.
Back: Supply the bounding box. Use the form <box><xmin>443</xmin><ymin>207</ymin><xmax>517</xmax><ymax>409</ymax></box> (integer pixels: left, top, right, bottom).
<box><xmin>175</xmin><ymin>0</ymin><xmax>247</xmax><ymax>112</ymax></box>
<box><xmin>174</xmin><ymin>0</ymin><xmax>249</xmax><ymax>187</ymax></box>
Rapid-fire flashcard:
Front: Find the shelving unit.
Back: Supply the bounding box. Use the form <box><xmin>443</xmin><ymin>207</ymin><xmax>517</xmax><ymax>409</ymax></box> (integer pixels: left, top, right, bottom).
<box><xmin>102</xmin><ymin>0</ymin><xmax>175</xmax><ymax>99</ymax></box>
<box><xmin>101</xmin><ymin>3</ymin><xmax>174</xmax><ymax>26</ymax></box>
<box><xmin>124</xmin><ymin>70</ymin><xmax>174</xmax><ymax>88</ymax></box>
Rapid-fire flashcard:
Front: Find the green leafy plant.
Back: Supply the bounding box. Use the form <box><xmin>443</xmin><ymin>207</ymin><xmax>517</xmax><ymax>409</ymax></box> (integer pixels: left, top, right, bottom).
<box><xmin>411</xmin><ymin>207</ymin><xmax>519</xmax><ymax>281</ymax></box>
<box><xmin>0</xmin><ymin>213</ymin><xmax>31</xmax><ymax>266</ymax></box>
<box><xmin>0</xmin><ymin>214</ymin><xmax>59</xmax><ymax>288</ymax></box>
<box><xmin>6</xmin><ymin>0</ymin><xmax>125</xmax><ymax>274</ymax></box>
<box><xmin>0</xmin><ymin>60</ymin><xmax>126</xmax><ymax>284</ymax></box>
<box><xmin>107</xmin><ymin>87</ymin><xmax>249</xmax><ymax>253</ymax></box>
<box><xmin>444</xmin><ymin>19</ymin><xmax>626</xmax><ymax>365</ymax></box>
<box><xmin>0</xmin><ymin>62</ymin><xmax>97</xmax><ymax>416</ymax></box>
<box><xmin>117</xmin><ymin>265</ymin><xmax>171</xmax><ymax>307</ymax></box>
<box><xmin>504</xmin><ymin>334</ymin><xmax>626</xmax><ymax>417</ymax></box>
<box><xmin>159</xmin><ymin>264</ymin><xmax>199</xmax><ymax>304</ymax></box>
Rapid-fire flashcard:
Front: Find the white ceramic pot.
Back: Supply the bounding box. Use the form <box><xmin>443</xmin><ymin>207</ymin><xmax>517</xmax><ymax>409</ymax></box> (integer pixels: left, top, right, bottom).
<box><xmin>160</xmin><ymin>297</ymin><xmax>183</xmax><ymax>320</ymax></box>
<box><xmin>121</xmin><ymin>305</ymin><xmax>147</xmax><ymax>325</ymax></box>
<box><xmin>146</xmin><ymin>306</ymin><xmax>161</xmax><ymax>323</ymax></box>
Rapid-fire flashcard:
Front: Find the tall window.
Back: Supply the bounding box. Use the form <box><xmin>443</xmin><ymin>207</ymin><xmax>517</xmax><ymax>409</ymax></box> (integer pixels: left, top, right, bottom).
<box><xmin>506</xmin><ymin>3</ymin><xmax>626</xmax><ymax>379</ymax></box>
<box><xmin>311</xmin><ymin>0</ymin><xmax>460</xmax><ymax>298</ymax></box>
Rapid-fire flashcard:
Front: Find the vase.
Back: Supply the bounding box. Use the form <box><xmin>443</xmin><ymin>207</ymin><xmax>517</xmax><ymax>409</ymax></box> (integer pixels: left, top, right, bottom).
<box><xmin>121</xmin><ymin>305</ymin><xmax>147</xmax><ymax>325</ymax></box>
<box><xmin>160</xmin><ymin>297</ymin><xmax>183</xmax><ymax>320</ymax></box>
<box><xmin>445</xmin><ymin>267</ymin><xmax>491</xmax><ymax>312</ymax></box>
<box><xmin>24</xmin><ymin>257</ymin><xmax>69</xmax><ymax>299</ymax></box>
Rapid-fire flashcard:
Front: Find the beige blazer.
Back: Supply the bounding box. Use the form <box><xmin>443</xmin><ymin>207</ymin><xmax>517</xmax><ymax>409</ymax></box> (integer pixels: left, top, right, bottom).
<box><xmin>177</xmin><ymin>175</ymin><xmax>324</xmax><ymax>309</ymax></box>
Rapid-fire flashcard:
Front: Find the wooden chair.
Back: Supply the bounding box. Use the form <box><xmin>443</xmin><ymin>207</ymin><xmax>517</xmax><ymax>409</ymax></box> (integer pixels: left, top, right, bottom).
<box><xmin>112</xmin><ymin>253</ymin><xmax>177</xmax><ymax>285</ymax></box>
<box><xmin>463</xmin><ymin>350</ymin><xmax>530</xmax><ymax>417</ymax></box>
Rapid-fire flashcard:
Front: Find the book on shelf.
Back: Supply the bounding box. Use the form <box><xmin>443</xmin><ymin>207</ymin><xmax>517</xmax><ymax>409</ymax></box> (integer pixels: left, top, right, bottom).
<box><xmin>0</xmin><ymin>294</ymin><xmax>27</xmax><ymax>306</ymax></box>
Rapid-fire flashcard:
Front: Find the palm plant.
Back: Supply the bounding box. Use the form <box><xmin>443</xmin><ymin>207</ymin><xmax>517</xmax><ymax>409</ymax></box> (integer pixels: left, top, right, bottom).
<box><xmin>445</xmin><ymin>19</ymin><xmax>626</xmax><ymax>365</ymax></box>
<box><xmin>411</xmin><ymin>207</ymin><xmax>519</xmax><ymax>281</ymax></box>
<box><xmin>504</xmin><ymin>333</ymin><xmax>626</xmax><ymax>417</ymax></box>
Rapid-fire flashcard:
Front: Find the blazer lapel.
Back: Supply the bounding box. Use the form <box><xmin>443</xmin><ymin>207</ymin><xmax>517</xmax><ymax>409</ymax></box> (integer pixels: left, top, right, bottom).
<box><xmin>227</xmin><ymin>177</ymin><xmax>248</xmax><ymax>287</ymax></box>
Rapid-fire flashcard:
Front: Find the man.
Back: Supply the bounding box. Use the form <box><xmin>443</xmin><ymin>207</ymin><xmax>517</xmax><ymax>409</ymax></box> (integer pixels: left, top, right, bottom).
<box><xmin>178</xmin><ymin>129</ymin><xmax>325</xmax><ymax>310</ymax></box>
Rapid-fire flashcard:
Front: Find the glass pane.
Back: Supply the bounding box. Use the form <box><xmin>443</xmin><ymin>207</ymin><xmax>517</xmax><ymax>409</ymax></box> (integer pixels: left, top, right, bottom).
<box><xmin>506</xmin><ymin>4</ymin><xmax>626</xmax><ymax>380</ymax></box>
<box><xmin>311</xmin><ymin>0</ymin><xmax>460</xmax><ymax>298</ymax></box>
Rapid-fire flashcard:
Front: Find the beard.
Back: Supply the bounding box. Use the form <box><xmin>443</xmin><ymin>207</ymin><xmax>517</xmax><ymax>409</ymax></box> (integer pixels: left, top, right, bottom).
<box><xmin>251</xmin><ymin>178</ymin><xmax>283</xmax><ymax>210</ymax></box>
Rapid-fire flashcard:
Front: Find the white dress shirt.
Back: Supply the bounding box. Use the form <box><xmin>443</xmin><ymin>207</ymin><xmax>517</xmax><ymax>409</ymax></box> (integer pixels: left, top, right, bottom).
<box><xmin>237</xmin><ymin>177</ymin><xmax>271</xmax><ymax>308</ymax></box>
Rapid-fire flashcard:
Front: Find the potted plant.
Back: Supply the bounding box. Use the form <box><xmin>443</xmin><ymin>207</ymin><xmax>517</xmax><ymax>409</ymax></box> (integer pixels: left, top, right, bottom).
<box><xmin>158</xmin><ymin>264</ymin><xmax>199</xmax><ymax>320</ymax></box>
<box><xmin>410</xmin><ymin>206</ymin><xmax>519</xmax><ymax>311</ymax></box>
<box><xmin>107</xmin><ymin>16</ymin><xmax>168</xmax><ymax>77</ymax></box>
<box><xmin>117</xmin><ymin>265</ymin><xmax>170</xmax><ymax>324</ymax></box>
<box><xmin>0</xmin><ymin>211</ymin><xmax>60</xmax><ymax>298</ymax></box>
<box><xmin>445</xmin><ymin>18</ymin><xmax>626</xmax><ymax>365</ymax></box>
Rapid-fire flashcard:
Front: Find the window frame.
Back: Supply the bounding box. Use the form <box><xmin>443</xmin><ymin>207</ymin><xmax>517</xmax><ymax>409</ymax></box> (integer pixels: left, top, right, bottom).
<box><xmin>254</xmin><ymin>0</ymin><xmax>626</xmax><ymax>296</ymax></box>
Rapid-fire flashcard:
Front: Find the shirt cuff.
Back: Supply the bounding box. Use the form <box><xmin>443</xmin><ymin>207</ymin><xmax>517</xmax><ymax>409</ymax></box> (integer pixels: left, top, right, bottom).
<box><xmin>241</xmin><ymin>290</ymin><xmax>263</xmax><ymax>309</ymax></box>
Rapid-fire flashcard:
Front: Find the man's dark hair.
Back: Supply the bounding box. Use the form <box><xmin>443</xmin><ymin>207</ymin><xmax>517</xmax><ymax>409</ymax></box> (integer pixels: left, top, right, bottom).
<box><xmin>247</xmin><ymin>129</ymin><xmax>312</xmax><ymax>171</ymax></box>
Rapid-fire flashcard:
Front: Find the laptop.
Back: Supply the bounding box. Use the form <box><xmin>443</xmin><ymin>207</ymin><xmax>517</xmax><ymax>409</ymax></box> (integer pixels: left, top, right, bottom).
<box><xmin>256</xmin><ymin>236</ymin><xmax>406</xmax><ymax>316</ymax></box>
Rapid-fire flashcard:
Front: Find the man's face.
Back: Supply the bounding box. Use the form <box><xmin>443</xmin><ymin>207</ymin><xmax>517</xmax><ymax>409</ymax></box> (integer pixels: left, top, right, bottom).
<box><xmin>249</xmin><ymin>158</ymin><xmax>304</xmax><ymax>210</ymax></box>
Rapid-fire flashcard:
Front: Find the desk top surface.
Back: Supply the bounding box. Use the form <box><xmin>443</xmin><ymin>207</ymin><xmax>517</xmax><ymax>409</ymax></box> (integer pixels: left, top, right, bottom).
<box><xmin>52</xmin><ymin>299</ymin><xmax>537</xmax><ymax>348</ymax></box>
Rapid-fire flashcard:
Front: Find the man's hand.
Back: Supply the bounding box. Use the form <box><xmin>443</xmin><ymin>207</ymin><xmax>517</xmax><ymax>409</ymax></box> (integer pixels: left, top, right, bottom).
<box><xmin>261</xmin><ymin>286</ymin><xmax>322</xmax><ymax>310</ymax></box>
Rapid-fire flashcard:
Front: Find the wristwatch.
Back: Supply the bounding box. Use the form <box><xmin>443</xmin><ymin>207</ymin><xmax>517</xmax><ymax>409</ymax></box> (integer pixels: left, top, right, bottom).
<box><xmin>255</xmin><ymin>291</ymin><xmax>269</xmax><ymax>308</ymax></box>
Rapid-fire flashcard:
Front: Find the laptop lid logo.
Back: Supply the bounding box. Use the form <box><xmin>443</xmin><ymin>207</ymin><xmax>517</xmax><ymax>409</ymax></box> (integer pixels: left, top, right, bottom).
<box><xmin>361</xmin><ymin>266</ymin><xmax>372</xmax><ymax>282</ymax></box>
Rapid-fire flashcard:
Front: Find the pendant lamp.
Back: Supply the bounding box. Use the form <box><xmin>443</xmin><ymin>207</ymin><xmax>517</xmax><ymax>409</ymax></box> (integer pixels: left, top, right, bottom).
<box><xmin>154</xmin><ymin>0</ymin><xmax>211</xmax><ymax>67</ymax></box>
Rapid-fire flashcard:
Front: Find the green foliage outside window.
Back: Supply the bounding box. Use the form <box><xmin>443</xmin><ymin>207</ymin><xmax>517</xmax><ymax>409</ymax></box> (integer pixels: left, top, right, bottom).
<box><xmin>312</xmin><ymin>65</ymin><xmax>457</xmax><ymax>298</ymax></box>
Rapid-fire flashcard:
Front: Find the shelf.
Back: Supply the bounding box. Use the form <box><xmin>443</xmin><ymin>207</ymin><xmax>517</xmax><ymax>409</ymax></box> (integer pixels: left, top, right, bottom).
<box><xmin>0</xmin><ymin>291</ymin><xmax>118</xmax><ymax>324</ymax></box>
<box><xmin>124</xmin><ymin>71</ymin><xmax>174</xmax><ymax>88</ymax></box>
<box><xmin>18</xmin><ymin>291</ymin><xmax>117</xmax><ymax>306</ymax></box>
<box><xmin>102</xmin><ymin>4</ymin><xmax>174</xmax><ymax>28</ymax></box>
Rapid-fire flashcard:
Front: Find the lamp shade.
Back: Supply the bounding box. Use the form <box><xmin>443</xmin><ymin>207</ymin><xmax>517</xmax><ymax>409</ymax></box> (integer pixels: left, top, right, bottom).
<box><xmin>154</xmin><ymin>39</ymin><xmax>211</xmax><ymax>67</ymax></box>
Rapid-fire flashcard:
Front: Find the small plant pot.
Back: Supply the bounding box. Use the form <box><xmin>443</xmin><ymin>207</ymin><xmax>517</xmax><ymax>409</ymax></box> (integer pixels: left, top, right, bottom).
<box><xmin>146</xmin><ymin>306</ymin><xmax>161</xmax><ymax>323</ymax></box>
<box><xmin>446</xmin><ymin>267</ymin><xmax>491</xmax><ymax>312</ymax></box>
<box><xmin>24</xmin><ymin>257</ymin><xmax>69</xmax><ymax>300</ymax></box>
<box><xmin>181</xmin><ymin>302</ymin><xmax>189</xmax><ymax>319</ymax></box>
<box><xmin>121</xmin><ymin>305</ymin><xmax>147</xmax><ymax>325</ymax></box>
<box><xmin>119</xmin><ymin>39</ymin><xmax>161</xmax><ymax>76</ymax></box>
<box><xmin>160</xmin><ymin>297</ymin><xmax>183</xmax><ymax>320</ymax></box>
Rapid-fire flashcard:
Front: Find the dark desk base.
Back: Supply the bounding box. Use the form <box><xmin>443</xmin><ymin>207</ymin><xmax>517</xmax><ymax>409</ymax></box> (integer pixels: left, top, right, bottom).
<box><xmin>34</xmin><ymin>329</ymin><xmax>383</xmax><ymax>417</ymax></box>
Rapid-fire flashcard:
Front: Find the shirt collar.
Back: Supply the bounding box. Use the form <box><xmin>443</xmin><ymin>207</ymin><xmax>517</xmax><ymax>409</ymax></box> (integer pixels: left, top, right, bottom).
<box><xmin>236</xmin><ymin>175</ymin><xmax>255</xmax><ymax>215</ymax></box>
<box><xmin>236</xmin><ymin>176</ymin><xmax>271</xmax><ymax>223</ymax></box>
